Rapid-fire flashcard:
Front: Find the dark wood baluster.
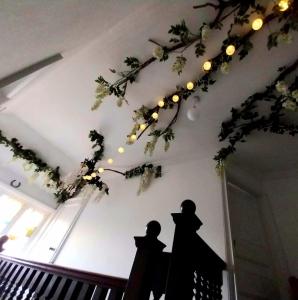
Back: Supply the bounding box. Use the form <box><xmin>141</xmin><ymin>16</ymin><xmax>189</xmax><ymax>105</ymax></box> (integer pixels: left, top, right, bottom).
<box><xmin>107</xmin><ymin>288</ymin><xmax>124</xmax><ymax>300</ymax></box>
<box><xmin>91</xmin><ymin>286</ymin><xmax>109</xmax><ymax>300</ymax></box>
<box><xmin>0</xmin><ymin>263</ymin><xmax>14</xmax><ymax>291</ymax></box>
<box><xmin>69</xmin><ymin>281</ymin><xmax>84</xmax><ymax>300</ymax></box>
<box><xmin>6</xmin><ymin>266</ymin><xmax>27</xmax><ymax>299</ymax></box>
<box><xmin>50</xmin><ymin>276</ymin><xmax>69</xmax><ymax>299</ymax></box>
<box><xmin>43</xmin><ymin>275</ymin><xmax>62</xmax><ymax>299</ymax></box>
<box><xmin>12</xmin><ymin>267</ymin><xmax>31</xmax><ymax>299</ymax></box>
<box><xmin>63</xmin><ymin>280</ymin><xmax>78</xmax><ymax>300</ymax></box>
<box><xmin>0</xmin><ymin>264</ymin><xmax>18</xmax><ymax>294</ymax></box>
<box><xmin>76</xmin><ymin>282</ymin><xmax>94</xmax><ymax>300</ymax></box>
<box><xmin>1</xmin><ymin>264</ymin><xmax>22</xmax><ymax>297</ymax></box>
<box><xmin>15</xmin><ymin>268</ymin><xmax>36</xmax><ymax>299</ymax></box>
<box><xmin>0</xmin><ymin>262</ymin><xmax>12</xmax><ymax>281</ymax></box>
<box><xmin>23</xmin><ymin>270</ymin><xmax>44</xmax><ymax>299</ymax></box>
<box><xmin>35</xmin><ymin>273</ymin><xmax>54</xmax><ymax>298</ymax></box>
<box><xmin>0</xmin><ymin>260</ymin><xmax>7</xmax><ymax>274</ymax></box>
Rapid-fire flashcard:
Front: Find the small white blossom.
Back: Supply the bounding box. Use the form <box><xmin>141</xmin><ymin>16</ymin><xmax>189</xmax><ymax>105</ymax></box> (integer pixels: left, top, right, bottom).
<box><xmin>92</xmin><ymin>83</ymin><xmax>110</xmax><ymax>110</ymax></box>
<box><xmin>291</xmin><ymin>90</ymin><xmax>298</xmax><ymax>101</ymax></box>
<box><xmin>96</xmin><ymin>83</ymin><xmax>110</xmax><ymax>98</ymax></box>
<box><xmin>276</xmin><ymin>81</ymin><xmax>288</xmax><ymax>95</ymax></box>
<box><xmin>277</xmin><ymin>32</ymin><xmax>293</xmax><ymax>45</ymax></box>
<box><xmin>152</xmin><ymin>46</ymin><xmax>164</xmax><ymax>60</ymax></box>
<box><xmin>220</xmin><ymin>62</ymin><xmax>230</xmax><ymax>74</ymax></box>
<box><xmin>282</xmin><ymin>99</ymin><xmax>297</xmax><ymax>111</ymax></box>
<box><xmin>201</xmin><ymin>25</ymin><xmax>209</xmax><ymax>41</ymax></box>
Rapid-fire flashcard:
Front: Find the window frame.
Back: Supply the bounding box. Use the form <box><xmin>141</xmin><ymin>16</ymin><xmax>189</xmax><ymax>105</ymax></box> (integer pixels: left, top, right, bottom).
<box><xmin>0</xmin><ymin>181</ymin><xmax>54</xmax><ymax>255</ymax></box>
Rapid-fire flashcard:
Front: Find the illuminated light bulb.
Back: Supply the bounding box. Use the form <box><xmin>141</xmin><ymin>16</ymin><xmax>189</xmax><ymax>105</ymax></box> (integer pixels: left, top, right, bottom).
<box><xmin>91</xmin><ymin>172</ymin><xmax>97</xmax><ymax>178</ymax></box>
<box><xmin>107</xmin><ymin>158</ymin><xmax>114</xmax><ymax>164</ymax></box>
<box><xmin>84</xmin><ymin>175</ymin><xmax>92</xmax><ymax>180</ymax></box>
<box><xmin>172</xmin><ymin>95</ymin><xmax>180</xmax><ymax>103</ymax></box>
<box><xmin>158</xmin><ymin>99</ymin><xmax>165</xmax><ymax>107</ymax></box>
<box><xmin>130</xmin><ymin>134</ymin><xmax>137</xmax><ymax>142</ymax></box>
<box><xmin>226</xmin><ymin>45</ymin><xmax>236</xmax><ymax>56</ymax></box>
<box><xmin>186</xmin><ymin>82</ymin><xmax>194</xmax><ymax>90</ymax></box>
<box><xmin>278</xmin><ymin>0</ymin><xmax>289</xmax><ymax>11</ymax></box>
<box><xmin>252</xmin><ymin>18</ymin><xmax>263</xmax><ymax>31</ymax></box>
<box><xmin>118</xmin><ymin>147</ymin><xmax>125</xmax><ymax>154</ymax></box>
<box><xmin>98</xmin><ymin>167</ymin><xmax>104</xmax><ymax>173</ymax></box>
<box><xmin>151</xmin><ymin>112</ymin><xmax>159</xmax><ymax>120</ymax></box>
<box><xmin>203</xmin><ymin>60</ymin><xmax>212</xmax><ymax>71</ymax></box>
<box><xmin>139</xmin><ymin>123</ymin><xmax>146</xmax><ymax>131</ymax></box>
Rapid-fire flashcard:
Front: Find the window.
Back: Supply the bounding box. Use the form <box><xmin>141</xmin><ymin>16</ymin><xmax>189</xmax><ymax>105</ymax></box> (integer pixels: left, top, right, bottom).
<box><xmin>0</xmin><ymin>192</ymin><xmax>47</xmax><ymax>256</ymax></box>
<box><xmin>0</xmin><ymin>195</ymin><xmax>23</xmax><ymax>233</ymax></box>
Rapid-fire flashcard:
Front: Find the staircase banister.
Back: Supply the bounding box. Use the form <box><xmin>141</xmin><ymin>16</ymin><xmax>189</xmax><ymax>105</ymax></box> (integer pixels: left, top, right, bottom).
<box><xmin>0</xmin><ymin>254</ymin><xmax>127</xmax><ymax>288</ymax></box>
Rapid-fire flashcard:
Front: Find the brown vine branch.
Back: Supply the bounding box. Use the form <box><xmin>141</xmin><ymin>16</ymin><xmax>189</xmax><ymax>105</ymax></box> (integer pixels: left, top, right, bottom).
<box><xmin>104</xmin><ymin>168</ymin><xmax>126</xmax><ymax>176</ymax></box>
<box><xmin>193</xmin><ymin>2</ymin><xmax>219</xmax><ymax>9</ymax></box>
<box><xmin>137</xmin><ymin>12</ymin><xmax>279</xmax><ymax>142</ymax></box>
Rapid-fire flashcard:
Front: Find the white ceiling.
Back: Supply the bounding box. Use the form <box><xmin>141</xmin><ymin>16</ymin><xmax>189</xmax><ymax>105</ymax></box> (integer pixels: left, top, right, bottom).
<box><xmin>0</xmin><ymin>0</ymin><xmax>298</xmax><ymax>197</ymax></box>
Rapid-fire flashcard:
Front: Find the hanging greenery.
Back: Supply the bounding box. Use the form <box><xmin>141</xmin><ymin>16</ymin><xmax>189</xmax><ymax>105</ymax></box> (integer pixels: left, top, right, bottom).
<box><xmin>0</xmin><ymin>130</ymin><xmax>62</xmax><ymax>188</ymax></box>
<box><xmin>55</xmin><ymin>130</ymin><xmax>162</xmax><ymax>203</ymax></box>
<box><xmin>0</xmin><ymin>129</ymin><xmax>162</xmax><ymax>203</ymax></box>
<box><xmin>214</xmin><ymin>58</ymin><xmax>298</xmax><ymax>171</ymax></box>
<box><xmin>92</xmin><ymin>0</ymin><xmax>297</xmax><ymax>157</ymax></box>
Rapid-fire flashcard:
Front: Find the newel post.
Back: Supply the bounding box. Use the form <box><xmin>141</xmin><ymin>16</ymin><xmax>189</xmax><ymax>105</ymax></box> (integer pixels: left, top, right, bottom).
<box><xmin>165</xmin><ymin>200</ymin><xmax>202</xmax><ymax>300</ymax></box>
<box><xmin>124</xmin><ymin>220</ymin><xmax>166</xmax><ymax>300</ymax></box>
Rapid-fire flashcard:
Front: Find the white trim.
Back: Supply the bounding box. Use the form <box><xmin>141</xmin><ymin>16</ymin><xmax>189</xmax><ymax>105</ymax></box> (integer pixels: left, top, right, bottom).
<box><xmin>0</xmin><ymin>180</ymin><xmax>54</xmax><ymax>213</ymax></box>
<box><xmin>222</xmin><ymin>172</ymin><xmax>238</xmax><ymax>300</ymax></box>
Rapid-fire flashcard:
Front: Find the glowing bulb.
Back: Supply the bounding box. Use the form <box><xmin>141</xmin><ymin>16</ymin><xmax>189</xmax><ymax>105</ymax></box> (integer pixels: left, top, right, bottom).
<box><xmin>172</xmin><ymin>95</ymin><xmax>180</xmax><ymax>103</ymax></box>
<box><xmin>139</xmin><ymin>124</ymin><xmax>146</xmax><ymax>131</ymax></box>
<box><xmin>118</xmin><ymin>147</ymin><xmax>125</xmax><ymax>154</ymax></box>
<box><xmin>226</xmin><ymin>45</ymin><xmax>236</xmax><ymax>56</ymax></box>
<box><xmin>98</xmin><ymin>167</ymin><xmax>104</xmax><ymax>173</ymax></box>
<box><xmin>186</xmin><ymin>82</ymin><xmax>194</xmax><ymax>90</ymax></box>
<box><xmin>107</xmin><ymin>158</ymin><xmax>114</xmax><ymax>164</ymax></box>
<box><xmin>252</xmin><ymin>18</ymin><xmax>263</xmax><ymax>31</ymax></box>
<box><xmin>91</xmin><ymin>172</ymin><xmax>97</xmax><ymax>178</ymax></box>
<box><xmin>152</xmin><ymin>112</ymin><xmax>159</xmax><ymax>120</ymax></box>
<box><xmin>130</xmin><ymin>134</ymin><xmax>137</xmax><ymax>142</ymax></box>
<box><xmin>84</xmin><ymin>175</ymin><xmax>92</xmax><ymax>180</ymax></box>
<box><xmin>203</xmin><ymin>61</ymin><xmax>212</xmax><ymax>71</ymax></box>
<box><xmin>278</xmin><ymin>0</ymin><xmax>289</xmax><ymax>11</ymax></box>
<box><xmin>158</xmin><ymin>99</ymin><xmax>165</xmax><ymax>107</ymax></box>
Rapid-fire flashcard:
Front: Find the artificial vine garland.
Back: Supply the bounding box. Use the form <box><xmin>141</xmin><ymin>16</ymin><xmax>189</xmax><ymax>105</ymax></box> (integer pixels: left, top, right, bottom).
<box><xmin>55</xmin><ymin>130</ymin><xmax>162</xmax><ymax>203</ymax></box>
<box><xmin>92</xmin><ymin>0</ymin><xmax>297</xmax><ymax>156</ymax></box>
<box><xmin>215</xmin><ymin>58</ymin><xmax>298</xmax><ymax>170</ymax></box>
<box><xmin>0</xmin><ymin>129</ymin><xmax>162</xmax><ymax>203</ymax></box>
<box><xmin>0</xmin><ymin>130</ymin><xmax>61</xmax><ymax>188</ymax></box>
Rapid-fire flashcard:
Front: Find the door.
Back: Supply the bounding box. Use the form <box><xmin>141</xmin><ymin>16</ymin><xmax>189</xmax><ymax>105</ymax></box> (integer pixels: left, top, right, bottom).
<box><xmin>227</xmin><ymin>183</ymin><xmax>280</xmax><ymax>300</ymax></box>
<box><xmin>27</xmin><ymin>198</ymin><xmax>84</xmax><ymax>263</ymax></box>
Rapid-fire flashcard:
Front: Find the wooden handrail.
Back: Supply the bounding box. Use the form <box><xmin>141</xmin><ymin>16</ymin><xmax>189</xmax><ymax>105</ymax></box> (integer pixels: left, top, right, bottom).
<box><xmin>0</xmin><ymin>254</ymin><xmax>127</xmax><ymax>288</ymax></box>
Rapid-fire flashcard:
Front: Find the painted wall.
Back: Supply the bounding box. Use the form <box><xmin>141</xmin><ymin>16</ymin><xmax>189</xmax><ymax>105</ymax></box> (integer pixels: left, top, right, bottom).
<box><xmin>54</xmin><ymin>156</ymin><xmax>228</xmax><ymax>296</ymax></box>
<box><xmin>262</xmin><ymin>173</ymin><xmax>298</xmax><ymax>278</ymax></box>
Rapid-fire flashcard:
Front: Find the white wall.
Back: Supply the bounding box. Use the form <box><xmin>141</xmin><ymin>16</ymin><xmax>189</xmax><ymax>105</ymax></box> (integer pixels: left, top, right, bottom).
<box><xmin>54</xmin><ymin>156</ymin><xmax>227</xmax><ymax>287</ymax></box>
<box><xmin>263</xmin><ymin>174</ymin><xmax>298</xmax><ymax>278</ymax></box>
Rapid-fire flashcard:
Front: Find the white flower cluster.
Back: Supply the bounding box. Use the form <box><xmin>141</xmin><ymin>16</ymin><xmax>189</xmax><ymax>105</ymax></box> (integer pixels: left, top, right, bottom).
<box><xmin>152</xmin><ymin>46</ymin><xmax>164</xmax><ymax>60</ymax></box>
<box><xmin>277</xmin><ymin>32</ymin><xmax>293</xmax><ymax>45</ymax></box>
<box><xmin>201</xmin><ymin>25</ymin><xmax>209</xmax><ymax>41</ymax></box>
<box><xmin>92</xmin><ymin>83</ymin><xmax>110</xmax><ymax>110</ymax></box>
<box><xmin>276</xmin><ymin>81</ymin><xmax>298</xmax><ymax>112</ymax></box>
<box><xmin>220</xmin><ymin>62</ymin><xmax>230</xmax><ymax>74</ymax></box>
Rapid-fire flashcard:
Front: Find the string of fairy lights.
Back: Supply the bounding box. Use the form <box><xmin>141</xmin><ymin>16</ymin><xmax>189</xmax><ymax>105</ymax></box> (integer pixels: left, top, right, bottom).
<box><xmin>123</xmin><ymin>0</ymin><xmax>292</xmax><ymax>143</ymax></box>
<box><xmin>84</xmin><ymin>0</ymin><xmax>292</xmax><ymax>181</ymax></box>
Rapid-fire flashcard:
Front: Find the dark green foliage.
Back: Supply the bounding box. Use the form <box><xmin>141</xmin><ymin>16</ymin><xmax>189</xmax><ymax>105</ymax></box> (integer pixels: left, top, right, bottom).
<box><xmin>195</xmin><ymin>42</ymin><xmax>206</xmax><ymax>57</ymax></box>
<box><xmin>124</xmin><ymin>57</ymin><xmax>140</xmax><ymax>69</ymax></box>
<box><xmin>125</xmin><ymin>164</ymin><xmax>162</xmax><ymax>179</ymax></box>
<box><xmin>168</xmin><ymin>20</ymin><xmax>190</xmax><ymax>43</ymax></box>
<box><xmin>0</xmin><ymin>130</ymin><xmax>61</xmax><ymax>187</ymax></box>
<box><xmin>215</xmin><ymin>59</ymin><xmax>298</xmax><ymax>167</ymax></box>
